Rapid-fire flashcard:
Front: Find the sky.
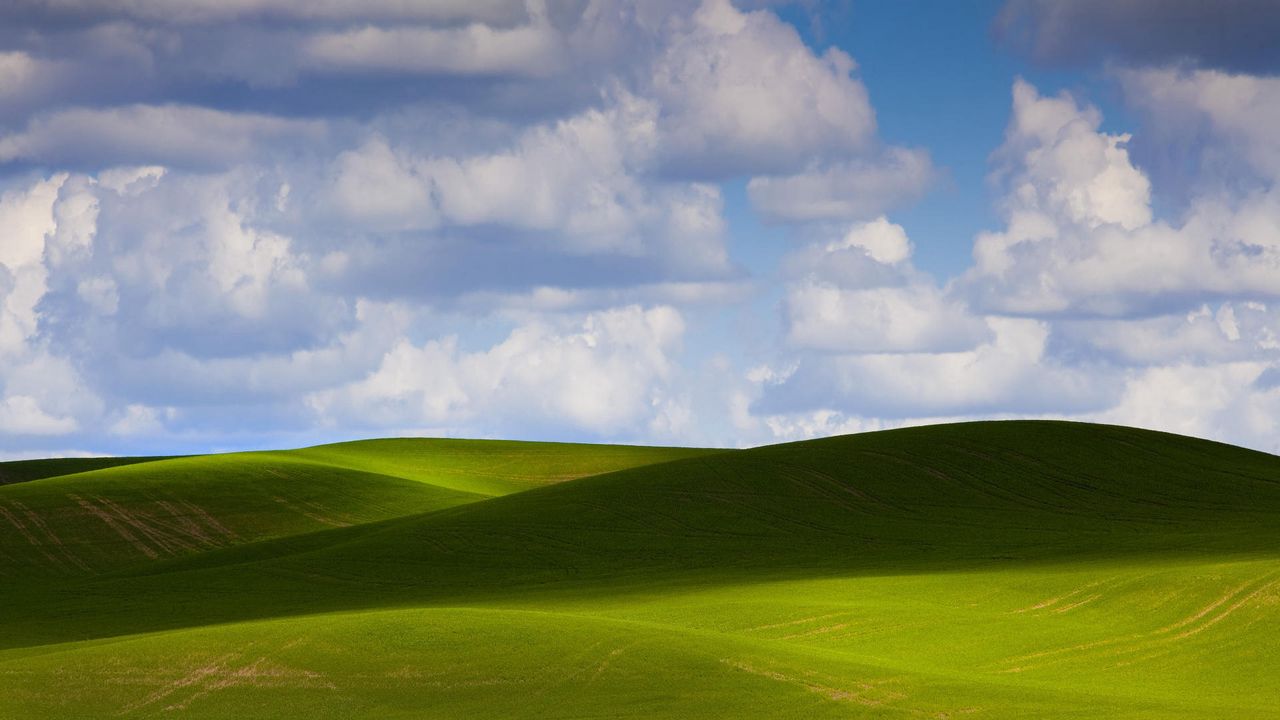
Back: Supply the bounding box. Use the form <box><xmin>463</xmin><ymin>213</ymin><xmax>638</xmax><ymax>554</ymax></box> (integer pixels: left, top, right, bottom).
<box><xmin>1</xmin><ymin>0</ymin><xmax>1279</xmax><ymax>458</ymax></box>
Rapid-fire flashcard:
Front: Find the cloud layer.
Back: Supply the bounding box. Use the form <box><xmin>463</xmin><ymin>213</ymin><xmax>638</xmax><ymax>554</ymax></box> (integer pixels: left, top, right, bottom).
<box><xmin>1</xmin><ymin>0</ymin><xmax>1277</xmax><ymax>457</ymax></box>
<box><xmin>748</xmin><ymin>70</ymin><xmax>1280</xmax><ymax>453</ymax></box>
<box><xmin>996</xmin><ymin>0</ymin><xmax>1280</xmax><ymax>73</ymax></box>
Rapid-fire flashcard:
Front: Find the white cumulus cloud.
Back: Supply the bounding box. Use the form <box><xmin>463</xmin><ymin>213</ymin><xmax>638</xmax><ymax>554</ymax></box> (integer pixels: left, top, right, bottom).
<box><xmin>964</xmin><ymin>79</ymin><xmax>1280</xmax><ymax>317</ymax></box>
<box><xmin>651</xmin><ymin>0</ymin><xmax>876</xmax><ymax>177</ymax></box>
<box><xmin>308</xmin><ymin>305</ymin><xmax>686</xmax><ymax>437</ymax></box>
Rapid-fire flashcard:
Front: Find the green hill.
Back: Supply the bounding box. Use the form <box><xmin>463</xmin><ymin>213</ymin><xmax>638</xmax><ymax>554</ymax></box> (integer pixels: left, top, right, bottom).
<box><xmin>0</xmin><ymin>455</ymin><xmax>174</xmax><ymax>486</ymax></box>
<box><xmin>0</xmin><ymin>439</ymin><xmax>711</xmax><ymax>578</ymax></box>
<box><xmin>2</xmin><ymin>421</ymin><xmax>1278</xmax><ymax>718</ymax></box>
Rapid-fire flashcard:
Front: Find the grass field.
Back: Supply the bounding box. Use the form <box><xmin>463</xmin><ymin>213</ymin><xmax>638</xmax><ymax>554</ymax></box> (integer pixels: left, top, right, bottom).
<box><xmin>2</xmin><ymin>421</ymin><xmax>1278</xmax><ymax>718</ymax></box>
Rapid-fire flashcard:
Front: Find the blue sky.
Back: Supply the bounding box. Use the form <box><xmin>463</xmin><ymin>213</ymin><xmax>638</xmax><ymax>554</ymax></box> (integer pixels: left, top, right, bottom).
<box><xmin>1</xmin><ymin>0</ymin><xmax>1279</xmax><ymax>458</ymax></box>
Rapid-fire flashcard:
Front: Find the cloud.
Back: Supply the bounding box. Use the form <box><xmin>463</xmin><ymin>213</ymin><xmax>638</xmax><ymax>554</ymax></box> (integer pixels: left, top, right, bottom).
<box><xmin>742</xmin><ymin>216</ymin><xmax>999</xmax><ymax>428</ymax></box>
<box><xmin>743</xmin><ymin>93</ymin><xmax>1280</xmax><ymax>451</ymax></box>
<box><xmin>747</xmin><ymin>148</ymin><xmax>934</xmax><ymax>223</ymax></box>
<box><xmin>451</xmin><ymin>280</ymin><xmax>751</xmax><ymax>315</ymax></box>
<box><xmin>325</xmin><ymin>89</ymin><xmax>732</xmax><ymax>271</ymax></box>
<box><xmin>1055</xmin><ymin>302</ymin><xmax>1280</xmax><ymax>366</ymax></box>
<box><xmin>0</xmin><ymin>176</ymin><xmax>105</xmax><ymax>437</ymax></box>
<box><xmin>996</xmin><ymin>79</ymin><xmax>1152</xmax><ymax>231</ymax></box>
<box><xmin>0</xmin><ymin>105</ymin><xmax>324</xmax><ymax>169</ymax></box>
<box><xmin>83</xmin><ymin>300</ymin><xmax>404</xmax><ymax>410</ymax></box>
<box><xmin>8</xmin><ymin>169</ymin><xmax>357</xmax><ymax>420</ymax></box>
<box><xmin>326</xmin><ymin>137</ymin><xmax>437</xmax><ymax>231</ymax></box>
<box><xmin>418</xmin><ymin>93</ymin><xmax>661</xmax><ymax>250</ymax></box>
<box><xmin>651</xmin><ymin>0</ymin><xmax>875</xmax><ymax>178</ymax></box>
<box><xmin>0</xmin><ymin>175</ymin><xmax>62</xmax><ymax>357</ymax></box>
<box><xmin>301</xmin><ymin>19</ymin><xmax>566</xmax><ymax>77</ymax></box>
<box><xmin>0</xmin><ymin>0</ymin><xmax>529</xmax><ymax>26</ymax></box>
<box><xmin>757</xmin><ymin>317</ymin><xmax>1118</xmax><ymax>419</ymax></box>
<box><xmin>963</xmin><ymin>79</ymin><xmax>1280</xmax><ymax>317</ymax></box>
<box><xmin>308</xmin><ymin>305</ymin><xmax>686</xmax><ymax>437</ymax></box>
<box><xmin>780</xmin><ymin>218</ymin><xmax>989</xmax><ymax>354</ymax></box>
<box><xmin>0</xmin><ymin>395</ymin><xmax>78</xmax><ymax>435</ymax></box>
<box><xmin>1120</xmin><ymin>68</ymin><xmax>1280</xmax><ymax>191</ymax></box>
<box><xmin>108</xmin><ymin>404</ymin><xmax>165</xmax><ymax>436</ymax></box>
<box><xmin>644</xmin><ymin>1</ymin><xmax>935</xmax><ymax>231</ymax></box>
<box><xmin>0</xmin><ymin>51</ymin><xmax>63</xmax><ymax>112</ymax></box>
<box><xmin>996</xmin><ymin>0</ymin><xmax>1280</xmax><ymax>73</ymax></box>
<box><xmin>1094</xmin><ymin>362</ymin><xmax>1280</xmax><ymax>454</ymax></box>
<box><xmin>835</xmin><ymin>217</ymin><xmax>913</xmax><ymax>265</ymax></box>
<box><xmin>784</xmin><ymin>283</ymin><xmax>989</xmax><ymax>355</ymax></box>
<box><xmin>1</xmin><ymin>1</ymin><xmax>1276</xmax><ymax>458</ymax></box>
<box><xmin>0</xmin><ymin>161</ymin><xmax>714</xmax><ymax>446</ymax></box>
<box><xmin>0</xmin><ymin>449</ymin><xmax>105</xmax><ymax>461</ymax></box>
<box><xmin>0</xmin><ymin>2</ymin><xmax>677</xmax><ymax>123</ymax></box>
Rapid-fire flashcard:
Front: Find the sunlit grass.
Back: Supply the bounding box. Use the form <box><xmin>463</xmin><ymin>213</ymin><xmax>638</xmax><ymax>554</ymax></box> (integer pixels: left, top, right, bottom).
<box><xmin>2</xmin><ymin>421</ymin><xmax>1277</xmax><ymax>717</ymax></box>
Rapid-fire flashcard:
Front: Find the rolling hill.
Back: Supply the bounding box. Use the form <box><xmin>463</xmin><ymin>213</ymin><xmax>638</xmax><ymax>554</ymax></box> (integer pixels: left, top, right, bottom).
<box><xmin>2</xmin><ymin>421</ymin><xmax>1278</xmax><ymax>718</ymax></box>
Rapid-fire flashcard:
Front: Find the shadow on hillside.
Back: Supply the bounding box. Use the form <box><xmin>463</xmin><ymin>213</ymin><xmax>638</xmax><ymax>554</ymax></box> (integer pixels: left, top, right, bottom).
<box><xmin>5</xmin><ymin>421</ymin><xmax>1280</xmax><ymax>649</ymax></box>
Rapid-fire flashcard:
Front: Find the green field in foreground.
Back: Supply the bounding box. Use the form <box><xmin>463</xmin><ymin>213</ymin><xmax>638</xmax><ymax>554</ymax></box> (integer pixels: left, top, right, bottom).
<box><xmin>2</xmin><ymin>421</ymin><xmax>1278</xmax><ymax>718</ymax></box>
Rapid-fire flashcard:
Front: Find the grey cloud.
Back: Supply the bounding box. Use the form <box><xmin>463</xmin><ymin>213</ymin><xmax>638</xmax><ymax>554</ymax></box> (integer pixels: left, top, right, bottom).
<box><xmin>996</xmin><ymin>0</ymin><xmax>1280</xmax><ymax>73</ymax></box>
<box><xmin>1118</xmin><ymin>68</ymin><xmax>1280</xmax><ymax>205</ymax></box>
<box><xmin>0</xmin><ymin>0</ymin><xmax>529</xmax><ymax>27</ymax></box>
<box><xmin>0</xmin><ymin>1</ymin><xmax>613</xmax><ymax>131</ymax></box>
<box><xmin>300</xmin><ymin>22</ymin><xmax>567</xmax><ymax>78</ymax></box>
<box><xmin>1051</xmin><ymin>304</ymin><xmax>1280</xmax><ymax>367</ymax></box>
<box><xmin>753</xmin><ymin>356</ymin><xmax>1119</xmax><ymax>419</ymax></box>
<box><xmin>747</xmin><ymin>148</ymin><xmax>934</xmax><ymax>223</ymax></box>
<box><xmin>0</xmin><ymin>0</ymin><xmax>915</xmax><ymax>186</ymax></box>
<box><xmin>0</xmin><ymin>25</ymin><xmax>163</xmax><ymax>126</ymax></box>
<box><xmin>0</xmin><ymin>105</ymin><xmax>325</xmax><ymax>169</ymax></box>
<box><xmin>324</xmin><ymin>231</ymin><xmax>741</xmax><ymax>307</ymax></box>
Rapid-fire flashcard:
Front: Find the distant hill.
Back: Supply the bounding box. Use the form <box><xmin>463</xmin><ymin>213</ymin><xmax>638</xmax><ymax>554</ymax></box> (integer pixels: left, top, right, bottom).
<box><xmin>2</xmin><ymin>421</ymin><xmax>1277</xmax><ymax>718</ymax></box>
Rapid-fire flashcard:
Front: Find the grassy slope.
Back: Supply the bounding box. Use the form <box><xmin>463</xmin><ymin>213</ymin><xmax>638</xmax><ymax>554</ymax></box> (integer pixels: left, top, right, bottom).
<box><xmin>2</xmin><ymin>421</ymin><xmax>1278</xmax><ymax>718</ymax></box>
<box><xmin>0</xmin><ymin>439</ymin><xmax>712</xmax><ymax>579</ymax></box>
<box><xmin>288</xmin><ymin>437</ymin><xmax>716</xmax><ymax>496</ymax></box>
<box><xmin>0</xmin><ymin>456</ymin><xmax>174</xmax><ymax>486</ymax></box>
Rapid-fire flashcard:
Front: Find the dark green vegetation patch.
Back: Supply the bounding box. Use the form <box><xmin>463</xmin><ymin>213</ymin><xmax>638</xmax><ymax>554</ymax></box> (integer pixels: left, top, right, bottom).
<box><xmin>2</xmin><ymin>422</ymin><xmax>1278</xmax><ymax>717</ymax></box>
